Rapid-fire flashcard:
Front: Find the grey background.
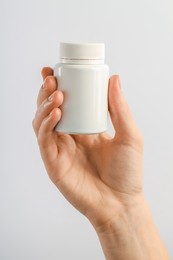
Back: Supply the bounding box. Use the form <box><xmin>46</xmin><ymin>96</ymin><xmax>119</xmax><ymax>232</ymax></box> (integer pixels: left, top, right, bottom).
<box><xmin>0</xmin><ymin>0</ymin><xmax>173</xmax><ymax>259</ymax></box>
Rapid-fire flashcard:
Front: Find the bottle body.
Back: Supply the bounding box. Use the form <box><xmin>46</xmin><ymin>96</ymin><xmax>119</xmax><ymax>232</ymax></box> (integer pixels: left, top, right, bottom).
<box><xmin>54</xmin><ymin>63</ymin><xmax>109</xmax><ymax>134</ymax></box>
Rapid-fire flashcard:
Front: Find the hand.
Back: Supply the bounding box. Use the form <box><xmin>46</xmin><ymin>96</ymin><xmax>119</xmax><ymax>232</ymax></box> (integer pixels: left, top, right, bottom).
<box><xmin>32</xmin><ymin>68</ymin><xmax>170</xmax><ymax>259</ymax></box>
<box><xmin>32</xmin><ymin>67</ymin><xmax>144</xmax><ymax>229</ymax></box>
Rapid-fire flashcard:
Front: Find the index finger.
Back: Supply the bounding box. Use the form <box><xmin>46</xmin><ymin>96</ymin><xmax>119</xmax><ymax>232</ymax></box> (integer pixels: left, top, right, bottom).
<box><xmin>37</xmin><ymin>67</ymin><xmax>57</xmax><ymax>108</ymax></box>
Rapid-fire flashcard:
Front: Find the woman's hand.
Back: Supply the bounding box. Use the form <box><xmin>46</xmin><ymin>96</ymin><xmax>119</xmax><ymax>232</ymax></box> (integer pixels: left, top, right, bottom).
<box><xmin>32</xmin><ymin>67</ymin><xmax>169</xmax><ymax>259</ymax></box>
<box><xmin>32</xmin><ymin>67</ymin><xmax>144</xmax><ymax>229</ymax></box>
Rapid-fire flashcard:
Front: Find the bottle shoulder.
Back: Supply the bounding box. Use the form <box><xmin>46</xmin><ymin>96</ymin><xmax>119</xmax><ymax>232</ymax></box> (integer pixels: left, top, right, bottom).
<box><xmin>54</xmin><ymin>63</ymin><xmax>109</xmax><ymax>70</ymax></box>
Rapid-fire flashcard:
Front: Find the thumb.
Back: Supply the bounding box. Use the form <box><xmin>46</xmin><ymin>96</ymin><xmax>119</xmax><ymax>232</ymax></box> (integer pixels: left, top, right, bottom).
<box><xmin>108</xmin><ymin>75</ymin><xmax>140</xmax><ymax>140</ymax></box>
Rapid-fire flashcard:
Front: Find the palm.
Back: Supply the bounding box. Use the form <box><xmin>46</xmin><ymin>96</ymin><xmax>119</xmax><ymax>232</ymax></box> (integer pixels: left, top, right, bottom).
<box><xmin>43</xmin><ymin>130</ymin><xmax>143</xmax><ymax>226</ymax></box>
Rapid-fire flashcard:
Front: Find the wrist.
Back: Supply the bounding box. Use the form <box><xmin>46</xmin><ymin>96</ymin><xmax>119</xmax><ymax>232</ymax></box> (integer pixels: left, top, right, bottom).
<box><xmin>92</xmin><ymin>196</ymin><xmax>170</xmax><ymax>260</ymax></box>
<box><xmin>94</xmin><ymin>194</ymin><xmax>148</xmax><ymax>237</ymax></box>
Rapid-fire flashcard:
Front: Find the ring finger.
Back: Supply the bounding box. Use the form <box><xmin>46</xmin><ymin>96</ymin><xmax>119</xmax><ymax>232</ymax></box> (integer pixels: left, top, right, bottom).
<box><xmin>33</xmin><ymin>90</ymin><xmax>64</xmax><ymax>136</ymax></box>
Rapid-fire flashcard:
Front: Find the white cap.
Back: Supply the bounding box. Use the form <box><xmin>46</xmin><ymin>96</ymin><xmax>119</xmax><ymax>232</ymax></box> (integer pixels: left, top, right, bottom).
<box><xmin>59</xmin><ymin>42</ymin><xmax>105</xmax><ymax>60</ymax></box>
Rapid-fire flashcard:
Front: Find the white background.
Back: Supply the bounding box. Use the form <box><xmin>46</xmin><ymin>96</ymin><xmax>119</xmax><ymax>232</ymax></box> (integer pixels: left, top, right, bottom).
<box><xmin>0</xmin><ymin>0</ymin><xmax>173</xmax><ymax>259</ymax></box>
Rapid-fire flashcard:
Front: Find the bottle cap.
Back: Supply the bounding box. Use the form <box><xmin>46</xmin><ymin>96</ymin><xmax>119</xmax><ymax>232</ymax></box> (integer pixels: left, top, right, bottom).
<box><xmin>59</xmin><ymin>42</ymin><xmax>105</xmax><ymax>63</ymax></box>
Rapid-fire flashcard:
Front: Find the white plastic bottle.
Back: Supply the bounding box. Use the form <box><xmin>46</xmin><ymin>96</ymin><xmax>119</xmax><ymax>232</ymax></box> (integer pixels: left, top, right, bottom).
<box><xmin>54</xmin><ymin>42</ymin><xmax>109</xmax><ymax>134</ymax></box>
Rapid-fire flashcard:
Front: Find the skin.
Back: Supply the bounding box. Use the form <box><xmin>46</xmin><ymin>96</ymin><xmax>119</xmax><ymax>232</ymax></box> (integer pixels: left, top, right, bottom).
<box><xmin>32</xmin><ymin>67</ymin><xmax>169</xmax><ymax>259</ymax></box>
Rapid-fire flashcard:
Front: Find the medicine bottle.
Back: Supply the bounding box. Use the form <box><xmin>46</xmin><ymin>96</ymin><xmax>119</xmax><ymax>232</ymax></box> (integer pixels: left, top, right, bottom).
<box><xmin>54</xmin><ymin>42</ymin><xmax>109</xmax><ymax>134</ymax></box>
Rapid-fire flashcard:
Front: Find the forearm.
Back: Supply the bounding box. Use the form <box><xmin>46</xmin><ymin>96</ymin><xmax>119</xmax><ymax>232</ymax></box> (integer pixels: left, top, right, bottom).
<box><xmin>94</xmin><ymin>200</ymin><xmax>169</xmax><ymax>260</ymax></box>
